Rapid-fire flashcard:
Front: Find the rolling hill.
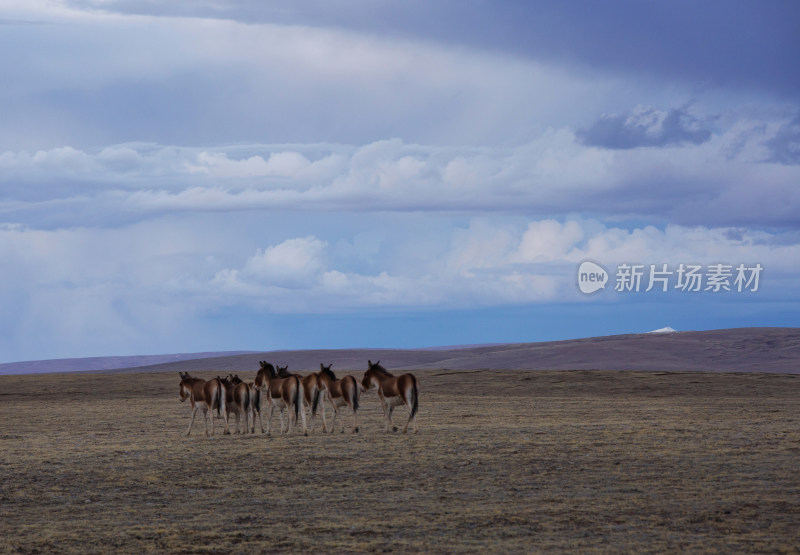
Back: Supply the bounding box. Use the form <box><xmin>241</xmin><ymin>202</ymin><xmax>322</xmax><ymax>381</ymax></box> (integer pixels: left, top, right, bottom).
<box><xmin>3</xmin><ymin>327</ymin><xmax>797</xmax><ymax>376</ymax></box>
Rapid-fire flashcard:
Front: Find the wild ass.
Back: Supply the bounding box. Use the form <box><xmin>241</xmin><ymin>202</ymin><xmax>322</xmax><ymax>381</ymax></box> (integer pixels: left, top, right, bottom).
<box><xmin>361</xmin><ymin>360</ymin><xmax>418</xmax><ymax>433</ymax></box>
<box><xmin>178</xmin><ymin>372</ymin><xmax>229</xmax><ymax>436</ymax></box>
<box><xmin>218</xmin><ymin>375</ymin><xmax>257</xmax><ymax>434</ymax></box>
<box><xmin>227</xmin><ymin>374</ymin><xmax>264</xmax><ymax>434</ymax></box>
<box><xmin>315</xmin><ymin>363</ymin><xmax>360</xmax><ymax>433</ymax></box>
<box><xmin>276</xmin><ymin>365</ymin><xmax>327</xmax><ymax>433</ymax></box>
<box><xmin>254</xmin><ymin>362</ymin><xmax>307</xmax><ymax>436</ymax></box>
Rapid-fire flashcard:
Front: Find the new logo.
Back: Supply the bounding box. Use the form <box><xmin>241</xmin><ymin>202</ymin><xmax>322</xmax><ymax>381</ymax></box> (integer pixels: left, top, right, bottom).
<box><xmin>577</xmin><ymin>261</ymin><xmax>608</xmax><ymax>294</ymax></box>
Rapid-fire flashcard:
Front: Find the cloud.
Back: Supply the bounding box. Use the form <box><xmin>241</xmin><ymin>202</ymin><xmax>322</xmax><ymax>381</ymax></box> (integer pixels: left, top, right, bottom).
<box><xmin>241</xmin><ymin>236</ymin><xmax>327</xmax><ymax>287</ymax></box>
<box><xmin>4</xmin><ymin>113</ymin><xmax>800</xmax><ymax>230</ymax></box>
<box><xmin>2</xmin><ymin>212</ymin><xmax>798</xmax><ymax>361</ymax></box>
<box><xmin>577</xmin><ymin>105</ymin><xmax>712</xmax><ymax>149</ymax></box>
<box><xmin>510</xmin><ymin>220</ymin><xmax>585</xmax><ymax>263</ymax></box>
<box><xmin>62</xmin><ymin>1</ymin><xmax>800</xmax><ymax>100</ymax></box>
<box><xmin>1</xmin><ymin>4</ymin><xmax>616</xmax><ymax>150</ymax></box>
<box><xmin>198</xmin><ymin>218</ymin><xmax>800</xmax><ymax>314</ymax></box>
<box><xmin>766</xmin><ymin>113</ymin><xmax>800</xmax><ymax>165</ymax></box>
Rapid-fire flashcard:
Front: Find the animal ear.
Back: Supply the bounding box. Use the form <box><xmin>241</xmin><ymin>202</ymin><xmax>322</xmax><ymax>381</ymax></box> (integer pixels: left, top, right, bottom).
<box><xmin>320</xmin><ymin>363</ymin><xmax>324</xmax><ymax>370</ymax></box>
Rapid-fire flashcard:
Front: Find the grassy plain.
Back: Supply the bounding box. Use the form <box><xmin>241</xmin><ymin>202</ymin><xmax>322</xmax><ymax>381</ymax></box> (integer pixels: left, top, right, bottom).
<box><xmin>1</xmin><ymin>368</ymin><xmax>799</xmax><ymax>553</ymax></box>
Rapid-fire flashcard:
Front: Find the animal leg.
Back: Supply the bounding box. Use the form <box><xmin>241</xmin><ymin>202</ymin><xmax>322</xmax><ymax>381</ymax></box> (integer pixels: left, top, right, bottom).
<box><xmin>306</xmin><ymin>402</ymin><xmax>314</xmax><ymax>434</ymax></box>
<box><xmin>379</xmin><ymin>397</ymin><xmax>390</xmax><ymax>432</ymax></box>
<box><xmin>266</xmin><ymin>404</ymin><xmax>274</xmax><ymax>436</ymax></box>
<box><xmin>322</xmin><ymin>399</ymin><xmax>328</xmax><ymax>433</ymax></box>
<box><xmin>352</xmin><ymin>405</ymin><xmax>359</xmax><ymax>434</ymax></box>
<box><xmin>299</xmin><ymin>400</ymin><xmax>308</xmax><ymax>436</ymax></box>
<box><xmin>388</xmin><ymin>405</ymin><xmax>397</xmax><ymax>433</ymax></box>
<box><xmin>187</xmin><ymin>407</ymin><xmax>198</xmax><ymax>436</ymax></box>
<box><xmin>321</xmin><ymin>392</ymin><xmax>331</xmax><ymax>433</ymax></box>
<box><xmin>221</xmin><ymin>407</ymin><xmax>230</xmax><ymax>435</ymax></box>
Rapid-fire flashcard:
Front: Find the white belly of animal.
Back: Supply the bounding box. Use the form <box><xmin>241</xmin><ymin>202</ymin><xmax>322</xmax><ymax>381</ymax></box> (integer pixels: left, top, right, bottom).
<box><xmin>385</xmin><ymin>395</ymin><xmax>405</xmax><ymax>407</ymax></box>
<box><xmin>333</xmin><ymin>397</ymin><xmax>349</xmax><ymax>408</ymax></box>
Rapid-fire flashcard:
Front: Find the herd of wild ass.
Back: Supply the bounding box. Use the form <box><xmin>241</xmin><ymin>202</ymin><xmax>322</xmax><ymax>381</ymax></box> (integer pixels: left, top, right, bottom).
<box><xmin>178</xmin><ymin>361</ymin><xmax>419</xmax><ymax>436</ymax></box>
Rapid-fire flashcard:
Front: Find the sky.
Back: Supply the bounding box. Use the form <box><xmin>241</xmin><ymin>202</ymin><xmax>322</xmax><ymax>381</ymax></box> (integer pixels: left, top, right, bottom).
<box><xmin>1</xmin><ymin>0</ymin><xmax>799</xmax><ymax>363</ymax></box>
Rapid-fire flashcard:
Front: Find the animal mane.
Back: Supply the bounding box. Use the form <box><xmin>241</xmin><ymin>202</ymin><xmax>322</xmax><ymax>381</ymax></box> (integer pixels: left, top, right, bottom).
<box><xmin>369</xmin><ymin>362</ymin><xmax>392</xmax><ymax>376</ymax></box>
<box><xmin>320</xmin><ymin>365</ymin><xmax>337</xmax><ymax>380</ymax></box>
<box><xmin>180</xmin><ymin>372</ymin><xmax>202</xmax><ymax>384</ymax></box>
<box><xmin>259</xmin><ymin>361</ymin><xmax>277</xmax><ymax>377</ymax></box>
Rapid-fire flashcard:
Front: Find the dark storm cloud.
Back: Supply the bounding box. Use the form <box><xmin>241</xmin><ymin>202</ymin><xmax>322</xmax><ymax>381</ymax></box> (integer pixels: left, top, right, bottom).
<box><xmin>576</xmin><ymin>106</ymin><xmax>712</xmax><ymax>149</ymax></box>
<box><xmin>766</xmin><ymin>113</ymin><xmax>800</xmax><ymax>165</ymax></box>
<box><xmin>72</xmin><ymin>0</ymin><xmax>800</xmax><ymax>98</ymax></box>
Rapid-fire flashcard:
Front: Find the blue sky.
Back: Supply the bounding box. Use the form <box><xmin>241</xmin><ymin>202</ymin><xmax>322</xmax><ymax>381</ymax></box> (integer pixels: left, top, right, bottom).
<box><xmin>1</xmin><ymin>1</ymin><xmax>799</xmax><ymax>362</ymax></box>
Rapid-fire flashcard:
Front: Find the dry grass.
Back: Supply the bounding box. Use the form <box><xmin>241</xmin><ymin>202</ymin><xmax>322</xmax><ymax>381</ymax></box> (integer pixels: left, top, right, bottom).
<box><xmin>1</xmin><ymin>369</ymin><xmax>799</xmax><ymax>553</ymax></box>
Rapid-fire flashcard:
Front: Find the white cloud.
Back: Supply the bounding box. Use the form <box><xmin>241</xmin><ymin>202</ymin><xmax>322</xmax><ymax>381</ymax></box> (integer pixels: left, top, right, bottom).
<box><xmin>242</xmin><ymin>236</ymin><xmax>327</xmax><ymax>286</ymax></box>
<box><xmin>195</xmin><ymin>218</ymin><xmax>800</xmax><ymax>315</ymax></box>
<box><xmin>1</xmin><ymin>212</ymin><xmax>798</xmax><ymax>362</ymax></box>
<box><xmin>511</xmin><ymin>220</ymin><xmax>585</xmax><ymax>263</ymax></box>
<box><xmin>443</xmin><ymin>219</ymin><xmax>516</xmax><ymax>276</ymax></box>
<box><xmin>3</xmin><ymin>113</ymin><xmax>800</xmax><ymax>229</ymax></box>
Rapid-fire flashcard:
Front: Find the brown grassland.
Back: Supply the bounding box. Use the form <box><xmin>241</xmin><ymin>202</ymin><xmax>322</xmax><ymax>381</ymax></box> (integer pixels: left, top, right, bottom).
<box><xmin>1</xmin><ymin>368</ymin><xmax>799</xmax><ymax>553</ymax></box>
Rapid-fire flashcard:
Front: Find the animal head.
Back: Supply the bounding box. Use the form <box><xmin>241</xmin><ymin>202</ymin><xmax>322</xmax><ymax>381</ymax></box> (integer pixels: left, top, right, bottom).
<box><xmin>254</xmin><ymin>361</ymin><xmax>276</xmax><ymax>389</ymax></box>
<box><xmin>319</xmin><ymin>363</ymin><xmax>336</xmax><ymax>381</ymax></box>
<box><xmin>362</xmin><ymin>360</ymin><xmax>382</xmax><ymax>390</ymax></box>
<box><xmin>179</xmin><ymin>373</ymin><xmax>191</xmax><ymax>401</ymax></box>
<box><xmin>276</xmin><ymin>365</ymin><xmax>291</xmax><ymax>377</ymax></box>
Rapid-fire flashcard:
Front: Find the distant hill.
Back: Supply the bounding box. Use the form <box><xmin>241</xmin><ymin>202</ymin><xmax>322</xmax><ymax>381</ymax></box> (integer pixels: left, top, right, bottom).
<box><xmin>2</xmin><ymin>328</ymin><xmax>799</xmax><ymax>376</ymax></box>
<box><xmin>0</xmin><ymin>351</ymin><xmax>256</xmax><ymax>376</ymax></box>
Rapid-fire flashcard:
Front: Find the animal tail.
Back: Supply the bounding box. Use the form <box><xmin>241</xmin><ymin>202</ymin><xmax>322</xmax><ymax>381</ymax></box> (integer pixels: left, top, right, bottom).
<box><xmin>352</xmin><ymin>376</ymin><xmax>360</xmax><ymax>412</ymax></box>
<box><xmin>293</xmin><ymin>375</ymin><xmax>301</xmax><ymax>422</ymax></box>
<box><xmin>214</xmin><ymin>377</ymin><xmax>223</xmax><ymax>417</ymax></box>
<box><xmin>311</xmin><ymin>386</ymin><xmax>320</xmax><ymax>417</ymax></box>
<box><xmin>242</xmin><ymin>385</ymin><xmax>251</xmax><ymax>412</ymax></box>
<box><xmin>409</xmin><ymin>375</ymin><xmax>418</xmax><ymax>419</ymax></box>
<box><xmin>253</xmin><ymin>387</ymin><xmax>261</xmax><ymax>414</ymax></box>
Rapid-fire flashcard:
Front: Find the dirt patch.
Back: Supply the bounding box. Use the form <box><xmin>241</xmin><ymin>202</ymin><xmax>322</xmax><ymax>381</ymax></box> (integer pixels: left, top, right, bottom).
<box><xmin>1</xmin><ymin>369</ymin><xmax>799</xmax><ymax>552</ymax></box>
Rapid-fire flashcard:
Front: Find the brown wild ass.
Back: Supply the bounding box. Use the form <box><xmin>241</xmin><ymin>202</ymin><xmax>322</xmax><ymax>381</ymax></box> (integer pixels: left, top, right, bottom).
<box><xmin>218</xmin><ymin>375</ymin><xmax>259</xmax><ymax>434</ymax></box>
<box><xmin>254</xmin><ymin>362</ymin><xmax>307</xmax><ymax>436</ymax></box>
<box><xmin>277</xmin><ymin>365</ymin><xmax>327</xmax><ymax>433</ymax></box>
<box><xmin>227</xmin><ymin>374</ymin><xmax>264</xmax><ymax>434</ymax></box>
<box><xmin>361</xmin><ymin>360</ymin><xmax>418</xmax><ymax>433</ymax></box>
<box><xmin>178</xmin><ymin>372</ymin><xmax>229</xmax><ymax>436</ymax></box>
<box><xmin>315</xmin><ymin>363</ymin><xmax>360</xmax><ymax>433</ymax></box>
